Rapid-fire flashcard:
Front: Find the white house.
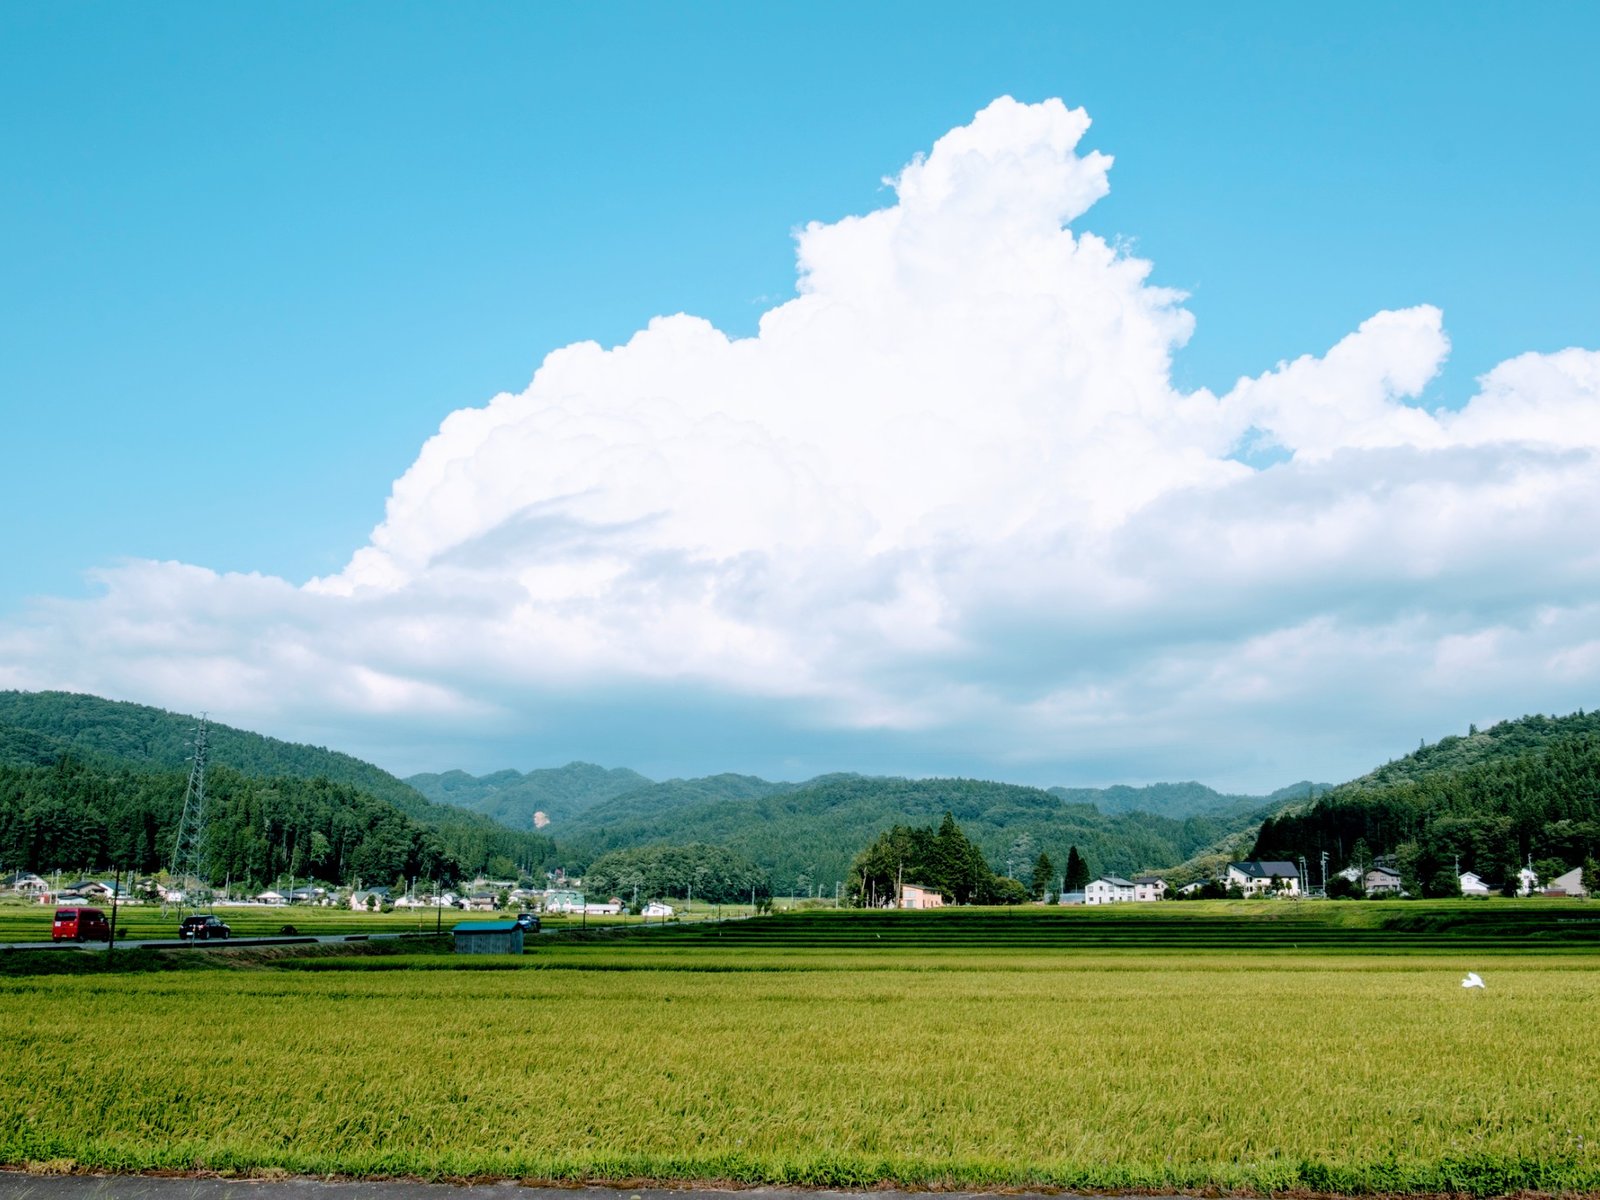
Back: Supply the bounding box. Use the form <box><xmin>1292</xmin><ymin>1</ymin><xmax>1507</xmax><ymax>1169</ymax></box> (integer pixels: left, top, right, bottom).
<box><xmin>3</xmin><ymin>871</ymin><xmax>48</xmax><ymax>895</ymax></box>
<box><xmin>1548</xmin><ymin>867</ymin><xmax>1589</xmax><ymax>897</ymax></box>
<box><xmin>641</xmin><ymin>901</ymin><xmax>675</xmax><ymax>918</ymax></box>
<box><xmin>900</xmin><ymin>883</ymin><xmax>944</xmax><ymax>910</ymax></box>
<box><xmin>1085</xmin><ymin>875</ymin><xmax>1135</xmax><ymax>905</ymax></box>
<box><xmin>1225</xmin><ymin>862</ymin><xmax>1302</xmax><ymax>897</ymax></box>
<box><xmin>1517</xmin><ymin>865</ymin><xmax>1539</xmax><ymax>896</ymax></box>
<box><xmin>1459</xmin><ymin>871</ymin><xmax>1492</xmax><ymax>896</ymax></box>
<box><xmin>258</xmin><ymin>890</ymin><xmax>288</xmax><ymax>905</ymax></box>
<box><xmin>1132</xmin><ymin>875</ymin><xmax>1167</xmax><ymax>902</ymax></box>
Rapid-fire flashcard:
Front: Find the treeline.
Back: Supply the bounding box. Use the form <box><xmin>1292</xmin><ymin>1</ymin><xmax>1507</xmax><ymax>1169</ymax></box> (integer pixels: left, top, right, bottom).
<box><xmin>580</xmin><ymin>843</ymin><xmax>771</xmax><ymax>905</ymax></box>
<box><xmin>0</xmin><ymin>754</ymin><xmax>553</xmax><ymax>888</ymax></box>
<box><xmin>847</xmin><ymin>813</ymin><xmax>1058</xmax><ymax>905</ymax></box>
<box><xmin>562</xmin><ymin>773</ymin><xmax>1259</xmax><ymax>896</ymax></box>
<box><xmin>1253</xmin><ymin>713</ymin><xmax>1600</xmax><ymax>895</ymax></box>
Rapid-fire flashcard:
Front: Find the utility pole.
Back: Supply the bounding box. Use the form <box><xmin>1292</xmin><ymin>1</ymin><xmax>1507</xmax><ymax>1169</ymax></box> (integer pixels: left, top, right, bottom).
<box><xmin>106</xmin><ymin>865</ymin><xmax>122</xmax><ymax>960</ymax></box>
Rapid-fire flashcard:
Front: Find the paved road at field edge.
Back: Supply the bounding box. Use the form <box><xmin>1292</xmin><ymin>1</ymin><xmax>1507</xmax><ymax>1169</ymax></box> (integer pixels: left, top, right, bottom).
<box><xmin>3</xmin><ymin>1178</ymin><xmax>1101</xmax><ymax>1200</ymax></box>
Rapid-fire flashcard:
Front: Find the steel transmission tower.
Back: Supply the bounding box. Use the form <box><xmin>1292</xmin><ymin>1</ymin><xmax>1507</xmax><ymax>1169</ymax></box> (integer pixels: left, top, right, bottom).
<box><xmin>170</xmin><ymin>715</ymin><xmax>211</xmax><ymax>906</ymax></box>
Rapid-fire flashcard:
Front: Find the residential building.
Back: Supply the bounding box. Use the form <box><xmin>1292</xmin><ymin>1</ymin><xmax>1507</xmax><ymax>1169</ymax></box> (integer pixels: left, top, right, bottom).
<box><xmin>1547</xmin><ymin>867</ymin><xmax>1589</xmax><ymax>898</ymax></box>
<box><xmin>1085</xmin><ymin>875</ymin><xmax>1135</xmax><ymax>905</ymax></box>
<box><xmin>1132</xmin><ymin>875</ymin><xmax>1167</xmax><ymax>902</ymax></box>
<box><xmin>1459</xmin><ymin>871</ymin><xmax>1491</xmax><ymax>896</ymax></box>
<box><xmin>1225</xmin><ymin>862</ymin><xmax>1302</xmax><ymax>897</ymax></box>
<box><xmin>900</xmin><ymin>883</ymin><xmax>944</xmax><ymax>909</ymax></box>
<box><xmin>1363</xmin><ymin>866</ymin><xmax>1403</xmax><ymax>896</ymax></box>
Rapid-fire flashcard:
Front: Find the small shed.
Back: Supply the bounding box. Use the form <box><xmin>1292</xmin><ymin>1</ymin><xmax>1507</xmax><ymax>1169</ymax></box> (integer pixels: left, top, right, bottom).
<box><xmin>452</xmin><ymin>920</ymin><xmax>525</xmax><ymax>955</ymax></box>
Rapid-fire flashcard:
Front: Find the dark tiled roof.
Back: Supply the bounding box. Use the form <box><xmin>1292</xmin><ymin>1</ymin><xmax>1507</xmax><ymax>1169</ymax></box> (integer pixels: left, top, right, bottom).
<box><xmin>1230</xmin><ymin>861</ymin><xmax>1300</xmax><ymax>879</ymax></box>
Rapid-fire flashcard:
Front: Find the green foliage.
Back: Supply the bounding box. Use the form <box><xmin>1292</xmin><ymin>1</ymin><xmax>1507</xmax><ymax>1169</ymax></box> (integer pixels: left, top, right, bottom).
<box><xmin>0</xmin><ymin>692</ymin><xmax>554</xmax><ymax>884</ymax></box>
<box><xmin>563</xmin><ymin>773</ymin><xmax>1260</xmax><ymax>897</ymax></box>
<box><xmin>1064</xmin><ymin>845</ymin><xmax>1090</xmax><ymax>892</ymax></box>
<box><xmin>580</xmin><ymin>843</ymin><xmax>771</xmax><ymax>905</ymax></box>
<box><xmin>847</xmin><ymin>812</ymin><xmax>998</xmax><ymax>905</ymax></box>
<box><xmin>1029</xmin><ymin>850</ymin><xmax>1054</xmax><ymax>900</ymax></box>
<box><xmin>1252</xmin><ymin>709</ymin><xmax>1600</xmax><ymax>890</ymax></box>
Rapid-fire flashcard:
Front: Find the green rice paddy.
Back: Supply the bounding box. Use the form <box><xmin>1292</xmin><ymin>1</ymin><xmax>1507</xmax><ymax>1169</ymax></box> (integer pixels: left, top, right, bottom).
<box><xmin>3</xmin><ymin>902</ymin><xmax>1598</xmax><ymax>1194</ymax></box>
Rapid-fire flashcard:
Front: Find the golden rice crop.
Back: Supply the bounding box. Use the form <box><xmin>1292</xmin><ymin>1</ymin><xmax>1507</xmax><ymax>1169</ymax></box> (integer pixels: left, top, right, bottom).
<box><xmin>3</xmin><ymin>924</ymin><xmax>1598</xmax><ymax>1193</ymax></box>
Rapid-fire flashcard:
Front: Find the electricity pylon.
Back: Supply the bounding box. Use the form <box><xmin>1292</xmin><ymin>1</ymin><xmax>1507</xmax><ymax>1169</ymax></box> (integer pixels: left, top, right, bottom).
<box><xmin>169</xmin><ymin>715</ymin><xmax>210</xmax><ymax>908</ymax></box>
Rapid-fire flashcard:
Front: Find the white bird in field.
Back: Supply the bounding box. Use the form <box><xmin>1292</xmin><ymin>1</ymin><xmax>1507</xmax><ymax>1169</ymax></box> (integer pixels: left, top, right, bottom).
<box><xmin>1462</xmin><ymin>972</ymin><xmax>1485</xmax><ymax>989</ymax></box>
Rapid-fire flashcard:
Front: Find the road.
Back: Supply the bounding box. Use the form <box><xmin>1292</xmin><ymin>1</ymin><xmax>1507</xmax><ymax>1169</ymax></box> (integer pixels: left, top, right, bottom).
<box><xmin>0</xmin><ymin>933</ymin><xmax>421</xmax><ymax>952</ymax></box>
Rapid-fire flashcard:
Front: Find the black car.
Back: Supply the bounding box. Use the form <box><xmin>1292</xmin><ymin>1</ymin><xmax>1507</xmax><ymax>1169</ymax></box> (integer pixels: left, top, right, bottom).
<box><xmin>178</xmin><ymin>914</ymin><xmax>232</xmax><ymax>940</ymax></box>
<box><xmin>512</xmin><ymin>913</ymin><xmax>540</xmax><ymax>933</ymax></box>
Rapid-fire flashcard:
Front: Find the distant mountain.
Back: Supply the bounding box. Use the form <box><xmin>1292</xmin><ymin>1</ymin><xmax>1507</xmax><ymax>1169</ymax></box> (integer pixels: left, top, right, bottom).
<box><xmin>406</xmin><ymin>763</ymin><xmax>652</xmax><ymax>830</ymax></box>
<box><xmin>557</xmin><ymin>773</ymin><xmax>1269</xmax><ymax>896</ymax></box>
<box><xmin>1048</xmin><ymin>779</ymin><xmax>1326</xmax><ymax>821</ymax></box>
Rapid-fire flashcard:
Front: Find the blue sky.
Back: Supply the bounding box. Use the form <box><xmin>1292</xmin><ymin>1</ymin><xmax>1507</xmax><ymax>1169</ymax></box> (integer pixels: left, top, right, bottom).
<box><xmin>3</xmin><ymin>4</ymin><xmax>1598</xmax><ymax>790</ymax></box>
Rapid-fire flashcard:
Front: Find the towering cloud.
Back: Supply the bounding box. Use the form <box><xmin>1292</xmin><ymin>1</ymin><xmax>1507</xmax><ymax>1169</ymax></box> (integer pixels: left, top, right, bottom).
<box><xmin>6</xmin><ymin>97</ymin><xmax>1598</xmax><ymax>784</ymax></box>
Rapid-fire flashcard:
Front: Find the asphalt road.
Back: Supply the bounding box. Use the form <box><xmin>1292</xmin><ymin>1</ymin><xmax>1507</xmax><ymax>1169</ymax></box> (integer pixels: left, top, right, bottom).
<box><xmin>0</xmin><ymin>934</ymin><xmax>412</xmax><ymax>952</ymax></box>
<box><xmin>4</xmin><ymin>1180</ymin><xmax>1094</xmax><ymax>1200</ymax></box>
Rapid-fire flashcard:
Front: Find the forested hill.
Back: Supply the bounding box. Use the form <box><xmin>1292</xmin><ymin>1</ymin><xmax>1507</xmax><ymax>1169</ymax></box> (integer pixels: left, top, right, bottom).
<box><xmin>0</xmin><ymin>691</ymin><xmax>425</xmax><ymax>814</ymax></box>
<box><xmin>559</xmin><ymin>773</ymin><xmax>1271</xmax><ymax>896</ymax></box>
<box><xmin>1049</xmin><ymin>779</ymin><xmax>1325</xmax><ymax>821</ymax></box>
<box><xmin>406</xmin><ymin>762</ymin><xmax>653</xmax><ymax>829</ymax></box>
<box><xmin>1252</xmin><ymin>709</ymin><xmax>1600</xmax><ymax>894</ymax></box>
<box><xmin>0</xmin><ymin>691</ymin><xmax>552</xmax><ymax>882</ymax></box>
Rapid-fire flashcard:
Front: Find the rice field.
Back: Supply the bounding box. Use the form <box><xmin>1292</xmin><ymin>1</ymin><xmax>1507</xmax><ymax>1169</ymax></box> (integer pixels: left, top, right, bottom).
<box><xmin>3</xmin><ymin>903</ymin><xmax>1598</xmax><ymax>1194</ymax></box>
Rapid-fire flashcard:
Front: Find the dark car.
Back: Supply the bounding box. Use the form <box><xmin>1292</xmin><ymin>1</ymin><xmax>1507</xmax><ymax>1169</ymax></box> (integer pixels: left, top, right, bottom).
<box><xmin>512</xmin><ymin>912</ymin><xmax>540</xmax><ymax>933</ymax></box>
<box><xmin>52</xmin><ymin>907</ymin><xmax>112</xmax><ymax>942</ymax></box>
<box><xmin>178</xmin><ymin>914</ymin><xmax>231</xmax><ymax>940</ymax></box>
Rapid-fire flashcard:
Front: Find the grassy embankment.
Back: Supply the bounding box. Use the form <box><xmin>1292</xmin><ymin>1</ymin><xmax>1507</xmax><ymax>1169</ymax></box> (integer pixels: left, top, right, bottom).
<box><xmin>3</xmin><ymin>902</ymin><xmax>1598</xmax><ymax>1194</ymax></box>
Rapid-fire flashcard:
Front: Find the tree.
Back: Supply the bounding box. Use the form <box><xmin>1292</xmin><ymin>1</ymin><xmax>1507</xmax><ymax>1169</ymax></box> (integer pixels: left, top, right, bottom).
<box><xmin>1029</xmin><ymin>851</ymin><xmax>1054</xmax><ymax>901</ymax></box>
<box><xmin>989</xmin><ymin>876</ymin><xmax>1030</xmax><ymax>905</ymax></box>
<box><xmin>1426</xmin><ymin>867</ymin><xmax>1462</xmax><ymax>898</ymax></box>
<box><xmin>1064</xmin><ymin>845</ymin><xmax>1090</xmax><ymax>893</ymax></box>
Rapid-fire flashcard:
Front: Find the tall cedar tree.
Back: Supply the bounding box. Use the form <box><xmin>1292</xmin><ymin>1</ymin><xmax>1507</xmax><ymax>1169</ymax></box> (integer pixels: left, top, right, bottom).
<box><xmin>1064</xmin><ymin>845</ymin><xmax>1090</xmax><ymax>893</ymax></box>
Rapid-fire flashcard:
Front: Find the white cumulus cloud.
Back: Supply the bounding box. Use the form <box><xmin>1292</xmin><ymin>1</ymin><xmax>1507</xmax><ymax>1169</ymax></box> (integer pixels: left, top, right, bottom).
<box><xmin>6</xmin><ymin>96</ymin><xmax>1599</xmax><ymax>787</ymax></box>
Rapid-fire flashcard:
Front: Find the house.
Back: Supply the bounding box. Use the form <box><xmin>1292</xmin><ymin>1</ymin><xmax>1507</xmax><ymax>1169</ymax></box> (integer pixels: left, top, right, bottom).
<box><xmin>1459</xmin><ymin>871</ymin><xmax>1492</xmax><ymax>896</ymax></box>
<box><xmin>466</xmin><ymin>893</ymin><xmax>497</xmax><ymax>911</ymax></box>
<box><xmin>1176</xmin><ymin>881</ymin><xmax>1209</xmax><ymax>897</ymax></box>
<box><xmin>257</xmin><ymin>890</ymin><xmax>288</xmax><ymax>905</ymax></box>
<box><xmin>641</xmin><ymin>901</ymin><xmax>675</xmax><ymax>918</ymax></box>
<box><xmin>1363</xmin><ymin>866</ymin><xmax>1403</xmax><ymax>896</ymax></box>
<box><xmin>1132</xmin><ymin>875</ymin><xmax>1168</xmax><ymax>902</ymax></box>
<box><xmin>1547</xmin><ymin>867</ymin><xmax>1589</xmax><ymax>898</ymax></box>
<box><xmin>543</xmin><ymin>889</ymin><xmax>585</xmax><ymax>913</ymax></box>
<box><xmin>452</xmin><ymin>921</ymin><xmax>524</xmax><ymax>955</ymax></box>
<box><xmin>900</xmin><ymin>883</ymin><xmax>944</xmax><ymax>910</ymax></box>
<box><xmin>62</xmin><ymin>879</ymin><xmax>120</xmax><ymax>899</ymax></box>
<box><xmin>3</xmin><ymin>871</ymin><xmax>48</xmax><ymax>895</ymax></box>
<box><xmin>1517</xmin><ymin>865</ymin><xmax>1539</xmax><ymax>896</ymax></box>
<box><xmin>1085</xmin><ymin>875</ymin><xmax>1135</xmax><ymax>905</ymax></box>
<box><xmin>1225</xmin><ymin>862</ymin><xmax>1302</xmax><ymax>897</ymax></box>
<box><xmin>348</xmin><ymin>889</ymin><xmax>392</xmax><ymax>910</ymax></box>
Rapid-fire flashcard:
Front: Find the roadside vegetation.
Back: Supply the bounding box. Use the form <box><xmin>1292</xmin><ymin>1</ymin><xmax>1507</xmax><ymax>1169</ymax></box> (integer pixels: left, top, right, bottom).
<box><xmin>3</xmin><ymin>903</ymin><xmax>1598</xmax><ymax>1194</ymax></box>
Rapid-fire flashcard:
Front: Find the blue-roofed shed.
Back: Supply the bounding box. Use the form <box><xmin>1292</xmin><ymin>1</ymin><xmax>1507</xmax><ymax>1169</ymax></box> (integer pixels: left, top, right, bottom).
<box><xmin>452</xmin><ymin>920</ymin><xmax>524</xmax><ymax>955</ymax></box>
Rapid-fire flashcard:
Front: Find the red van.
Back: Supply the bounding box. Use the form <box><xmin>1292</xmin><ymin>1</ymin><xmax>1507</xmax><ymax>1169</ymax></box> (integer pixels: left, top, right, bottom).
<box><xmin>52</xmin><ymin>907</ymin><xmax>112</xmax><ymax>942</ymax></box>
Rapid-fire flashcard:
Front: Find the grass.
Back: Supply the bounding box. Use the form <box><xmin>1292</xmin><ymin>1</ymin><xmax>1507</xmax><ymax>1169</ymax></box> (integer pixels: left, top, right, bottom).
<box><xmin>2</xmin><ymin>902</ymin><xmax>1598</xmax><ymax>1194</ymax></box>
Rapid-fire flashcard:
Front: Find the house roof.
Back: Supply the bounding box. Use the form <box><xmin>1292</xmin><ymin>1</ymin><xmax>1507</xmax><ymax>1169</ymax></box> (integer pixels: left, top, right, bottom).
<box><xmin>453</xmin><ymin>921</ymin><xmax>521</xmax><ymax>934</ymax></box>
<box><xmin>1096</xmin><ymin>875</ymin><xmax>1135</xmax><ymax>888</ymax></box>
<box><xmin>1367</xmin><ymin>865</ymin><xmax>1402</xmax><ymax>879</ymax></box>
<box><xmin>1133</xmin><ymin>875</ymin><xmax>1165</xmax><ymax>885</ymax></box>
<box><xmin>1230</xmin><ymin>861</ymin><xmax>1300</xmax><ymax>879</ymax></box>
